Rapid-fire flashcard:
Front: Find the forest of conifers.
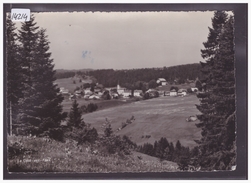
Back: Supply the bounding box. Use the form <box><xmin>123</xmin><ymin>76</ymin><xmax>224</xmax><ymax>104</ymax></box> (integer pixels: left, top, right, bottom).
<box><xmin>55</xmin><ymin>63</ymin><xmax>202</xmax><ymax>87</ymax></box>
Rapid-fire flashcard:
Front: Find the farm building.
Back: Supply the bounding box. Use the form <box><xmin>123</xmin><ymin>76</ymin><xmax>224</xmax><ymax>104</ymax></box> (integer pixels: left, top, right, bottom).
<box><xmin>84</xmin><ymin>95</ymin><xmax>90</xmax><ymax>99</ymax></box>
<box><xmin>75</xmin><ymin>90</ymin><xmax>83</xmax><ymax>95</ymax></box>
<box><xmin>164</xmin><ymin>91</ymin><xmax>170</xmax><ymax>96</ymax></box>
<box><xmin>145</xmin><ymin>89</ymin><xmax>159</xmax><ymax>97</ymax></box>
<box><xmin>161</xmin><ymin>81</ymin><xmax>168</xmax><ymax>85</ymax></box>
<box><xmin>178</xmin><ymin>89</ymin><xmax>187</xmax><ymax>96</ymax></box>
<box><xmin>191</xmin><ymin>87</ymin><xmax>198</xmax><ymax>92</ymax></box>
<box><xmin>84</xmin><ymin>88</ymin><xmax>93</xmax><ymax>95</ymax></box>
<box><xmin>134</xmin><ymin>90</ymin><xmax>142</xmax><ymax>97</ymax></box>
<box><xmin>146</xmin><ymin>89</ymin><xmax>157</xmax><ymax>93</ymax></box>
<box><xmin>170</xmin><ymin>89</ymin><xmax>177</xmax><ymax>96</ymax></box>
<box><xmin>89</xmin><ymin>95</ymin><xmax>100</xmax><ymax>100</ymax></box>
<box><xmin>123</xmin><ymin>90</ymin><xmax>131</xmax><ymax>97</ymax></box>
<box><xmin>60</xmin><ymin>87</ymin><xmax>69</xmax><ymax>95</ymax></box>
<box><xmin>156</xmin><ymin>78</ymin><xmax>168</xmax><ymax>86</ymax></box>
<box><xmin>94</xmin><ymin>88</ymin><xmax>101</xmax><ymax>93</ymax></box>
<box><xmin>97</xmin><ymin>91</ymin><xmax>103</xmax><ymax>96</ymax></box>
<box><xmin>111</xmin><ymin>93</ymin><xmax>119</xmax><ymax>99</ymax></box>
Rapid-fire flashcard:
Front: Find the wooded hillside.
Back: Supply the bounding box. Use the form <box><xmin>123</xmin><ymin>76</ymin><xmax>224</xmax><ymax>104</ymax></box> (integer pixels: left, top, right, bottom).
<box><xmin>85</xmin><ymin>63</ymin><xmax>201</xmax><ymax>87</ymax></box>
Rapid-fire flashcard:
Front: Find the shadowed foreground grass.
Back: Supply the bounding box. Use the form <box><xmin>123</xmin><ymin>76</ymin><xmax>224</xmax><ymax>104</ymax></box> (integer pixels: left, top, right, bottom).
<box><xmin>7</xmin><ymin>136</ymin><xmax>178</xmax><ymax>173</ymax></box>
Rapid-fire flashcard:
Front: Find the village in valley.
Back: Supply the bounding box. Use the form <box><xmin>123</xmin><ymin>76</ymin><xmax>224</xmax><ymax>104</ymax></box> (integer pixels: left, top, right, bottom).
<box><xmin>55</xmin><ymin>73</ymin><xmax>202</xmax><ymax>131</ymax></box>
<box><xmin>57</xmin><ymin>76</ymin><xmax>199</xmax><ymax>101</ymax></box>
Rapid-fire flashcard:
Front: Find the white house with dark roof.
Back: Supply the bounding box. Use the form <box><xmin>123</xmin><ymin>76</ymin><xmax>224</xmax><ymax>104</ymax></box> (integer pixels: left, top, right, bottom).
<box><xmin>157</xmin><ymin>78</ymin><xmax>168</xmax><ymax>86</ymax></box>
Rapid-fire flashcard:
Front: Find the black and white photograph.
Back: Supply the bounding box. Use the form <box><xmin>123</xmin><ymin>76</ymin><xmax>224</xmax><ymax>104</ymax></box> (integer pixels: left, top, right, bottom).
<box><xmin>3</xmin><ymin>3</ymin><xmax>247</xmax><ymax>179</ymax></box>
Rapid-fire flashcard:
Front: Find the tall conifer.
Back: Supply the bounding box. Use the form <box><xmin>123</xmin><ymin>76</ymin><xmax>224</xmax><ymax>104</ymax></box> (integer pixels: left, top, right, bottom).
<box><xmin>68</xmin><ymin>100</ymin><xmax>84</xmax><ymax>128</ymax></box>
<box><xmin>34</xmin><ymin>28</ymin><xmax>67</xmax><ymax>132</ymax></box>
<box><xmin>18</xmin><ymin>15</ymin><xmax>39</xmax><ymax>87</ymax></box>
<box><xmin>6</xmin><ymin>15</ymin><xmax>22</xmax><ymax>134</ymax></box>
<box><xmin>200</xmin><ymin>11</ymin><xmax>228</xmax><ymax>87</ymax></box>
<box><xmin>195</xmin><ymin>12</ymin><xmax>236</xmax><ymax>170</ymax></box>
<box><xmin>17</xmin><ymin>15</ymin><xmax>66</xmax><ymax>135</ymax></box>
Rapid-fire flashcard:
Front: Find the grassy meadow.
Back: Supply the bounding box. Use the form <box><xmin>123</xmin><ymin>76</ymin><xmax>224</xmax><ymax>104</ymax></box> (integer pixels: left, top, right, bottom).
<box><xmin>62</xmin><ymin>98</ymin><xmax>137</xmax><ymax>113</ymax></box>
<box><xmin>82</xmin><ymin>95</ymin><xmax>201</xmax><ymax>148</ymax></box>
<box><xmin>7</xmin><ymin>135</ymin><xmax>178</xmax><ymax>172</ymax></box>
<box><xmin>55</xmin><ymin>77</ymin><xmax>85</xmax><ymax>93</ymax></box>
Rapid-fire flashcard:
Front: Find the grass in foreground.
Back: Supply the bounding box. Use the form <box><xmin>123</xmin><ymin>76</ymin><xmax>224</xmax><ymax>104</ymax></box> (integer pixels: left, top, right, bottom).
<box><xmin>7</xmin><ymin>135</ymin><xmax>178</xmax><ymax>173</ymax></box>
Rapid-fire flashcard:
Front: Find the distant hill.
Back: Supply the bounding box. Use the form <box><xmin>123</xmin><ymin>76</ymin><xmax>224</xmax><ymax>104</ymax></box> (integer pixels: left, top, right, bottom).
<box><xmin>55</xmin><ymin>68</ymin><xmax>93</xmax><ymax>73</ymax></box>
<box><xmin>55</xmin><ymin>69</ymin><xmax>93</xmax><ymax>79</ymax></box>
<box><xmin>86</xmin><ymin>63</ymin><xmax>202</xmax><ymax>87</ymax></box>
<box><xmin>54</xmin><ymin>63</ymin><xmax>202</xmax><ymax>85</ymax></box>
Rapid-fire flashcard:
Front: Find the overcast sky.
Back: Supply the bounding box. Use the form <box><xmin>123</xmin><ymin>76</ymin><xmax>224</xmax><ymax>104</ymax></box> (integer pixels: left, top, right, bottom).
<box><xmin>18</xmin><ymin>11</ymin><xmax>215</xmax><ymax>70</ymax></box>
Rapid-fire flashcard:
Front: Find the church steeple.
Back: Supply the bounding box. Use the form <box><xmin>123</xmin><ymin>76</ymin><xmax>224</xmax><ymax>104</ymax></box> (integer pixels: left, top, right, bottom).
<box><xmin>117</xmin><ymin>80</ymin><xmax>120</xmax><ymax>90</ymax></box>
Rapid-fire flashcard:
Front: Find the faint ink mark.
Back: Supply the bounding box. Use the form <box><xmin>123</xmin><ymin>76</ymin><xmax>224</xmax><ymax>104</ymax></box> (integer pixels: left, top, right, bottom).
<box><xmin>82</xmin><ymin>51</ymin><xmax>88</xmax><ymax>58</ymax></box>
<box><xmin>82</xmin><ymin>50</ymin><xmax>95</xmax><ymax>64</ymax></box>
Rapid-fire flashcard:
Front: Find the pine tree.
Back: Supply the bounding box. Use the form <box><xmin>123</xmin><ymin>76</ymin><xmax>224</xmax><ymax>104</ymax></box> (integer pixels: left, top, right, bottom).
<box><xmin>155</xmin><ymin>137</ymin><xmax>169</xmax><ymax>159</ymax></box>
<box><xmin>6</xmin><ymin>15</ymin><xmax>22</xmax><ymax>134</ymax></box>
<box><xmin>6</xmin><ymin>15</ymin><xmax>22</xmax><ymax>105</ymax></box>
<box><xmin>195</xmin><ymin>12</ymin><xmax>236</xmax><ymax>170</ymax></box>
<box><xmin>17</xmin><ymin>15</ymin><xmax>40</xmax><ymax>134</ymax></box>
<box><xmin>17</xmin><ymin>15</ymin><xmax>67</xmax><ymax>136</ymax></box>
<box><xmin>200</xmin><ymin>11</ymin><xmax>228</xmax><ymax>88</ymax></box>
<box><xmin>18</xmin><ymin>15</ymin><xmax>39</xmax><ymax>88</ymax></box>
<box><xmin>195</xmin><ymin>79</ymin><xmax>202</xmax><ymax>91</ymax></box>
<box><xmin>104</xmin><ymin>121</ymin><xmax>113</xmax><ymax>137</ymax></box>
<box><xmin>175</xmin><ymin>140</ymin><xmax>182</xmax><ymax>152</ymax></box>
<box><xmin>33</xmin><ymin>28</ymin><xmax>67</xmax><ymax>131</ymax></box>
<box><xmin>209</xmin><ymin>16</ymin><xmax>236</xmax><ymax>169</ymax></box>
<box><xmin>68</xmin><ymin>100</ymin><xmax>84</xmax><ymax>128</ymax></box>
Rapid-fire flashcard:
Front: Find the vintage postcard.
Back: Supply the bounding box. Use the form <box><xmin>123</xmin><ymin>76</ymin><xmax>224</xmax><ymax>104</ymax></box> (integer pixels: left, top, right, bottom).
<box><xmin>3</xmin><ymin>3</ymin><xmax>247</xmax><ymax>179</ymax></box>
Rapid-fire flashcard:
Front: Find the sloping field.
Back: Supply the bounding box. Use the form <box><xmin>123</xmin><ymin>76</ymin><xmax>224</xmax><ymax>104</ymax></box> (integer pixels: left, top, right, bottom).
<box><xmin>55</xmin><ymin>77</ymin><xmax>84</xmax><ymax>93</ymax></box>
<box><xmin>62</xmin><ymin>98</ymin><xmax>137</xmax><ymax>113</ymax></box>
<box><xmin>83</xmin><ymin>95</ymin><xmax>201</xmax><ymax>148</ymax></box>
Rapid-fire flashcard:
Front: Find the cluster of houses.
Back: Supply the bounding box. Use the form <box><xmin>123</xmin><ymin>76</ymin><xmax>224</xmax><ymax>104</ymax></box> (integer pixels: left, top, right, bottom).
<box><xmin>169</xmin><ymin>89</ymin><xmax>187</xmax><ymax>97</ymax></box>
<box><xmin>156</xmin><ymin>78</ymin><xmax>198</xmax><ymax>97</ymax></box>
<box><xmin>164</xmin><ymin>87</ymin><xmax>198</xmax><ymax>97</ymax></box>
<box><xmin>59</xmin><ymin>77</ymin><xmax>198</xmax><ymax>101</ymax></box>
<box><xmin>82</xmin><ymin>87</ymin><xmax>103</xmax><ymax>100</ymax></box>
<box><xmin>59</xmin><ymin>83</ymin><xmax>142</xmax><ymax>101</ymax></box>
